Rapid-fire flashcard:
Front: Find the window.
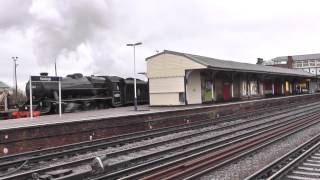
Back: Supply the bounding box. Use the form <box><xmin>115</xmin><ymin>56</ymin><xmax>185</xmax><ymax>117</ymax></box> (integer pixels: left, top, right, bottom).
<box><xmin>309</xmin><ymin>60</ymin><xmax>315</xmax><ymax>67</ymax></box>
<box><xmin>179</xmin><ymin>92</ymin><xmax>185</xmax><ymax>103</ymax></box>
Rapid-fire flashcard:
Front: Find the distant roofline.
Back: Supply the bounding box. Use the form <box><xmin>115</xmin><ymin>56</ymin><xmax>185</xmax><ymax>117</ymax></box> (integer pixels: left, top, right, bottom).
<box><xmin>146</xmin><ymin>50</ymin><xmax>195</xmax><ymax>61</ymax></box>
<box><xmin>271</xmin><ymin>53</ymin><xmax>320</xmax><ymax>61</ymax></box>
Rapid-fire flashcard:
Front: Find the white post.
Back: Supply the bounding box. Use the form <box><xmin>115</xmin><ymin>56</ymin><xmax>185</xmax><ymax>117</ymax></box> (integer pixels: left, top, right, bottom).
<box><xmin>59</xmin><ymin>78</ymin><xmax>62</xmax><ymax>117</ymax></box>
<box><xmin>134</xmin><ymin>46</ymin><xmax>137</xmax><ymax>111</ymax></box>
<box><xmin>231</xmin><ymin>82</ymin><xmax>234</xmax><ymax>98</ymax></box>
<box><xmin>29</xmin><ymin>76</ymin><xmax>33</xmax><ymax>119</ymax></box>
<box><xmin>281</xmin><ymin>83</ymin><xmax>284</xmax><ymax>94</ymax></box>
<box><xmin>211</xmin><ymin>73</ymin><xmax>215</xmax><ymax>101</ymax></box>
<box><xmin>272</xmin><ymin>83</ymin><xmax>275</xmax><ymax>95</ymax></box>
<box><xmin>260</xmin><ymin>82</ymin><xmax>264</xmax><ymax>95</ymax></box>
<box><xmin>126</xmin><ymin>42</ymin><xmax>141</xmax><ymax>110</ymax></box>
<box><xmin>248</xmin><ymin>81</ymin><xmax>251</xmax><ymax>96</ymax></box>
<box><xmin>211</xmin><ymin>83</ymin><xmax>214</xmax><ymax>100</ymax></box>
<box><xmin>4</xmin><ymin>94</ymin><xmax>8</xmax><ymax>111</ymax></box>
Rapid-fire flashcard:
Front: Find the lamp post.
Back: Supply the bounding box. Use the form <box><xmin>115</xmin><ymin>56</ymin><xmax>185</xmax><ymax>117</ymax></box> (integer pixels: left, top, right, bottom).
<box><xmin>12</xmin><ymin>57</ymin><xmax>18</xmax><ymax>106</ymax></box>
<box><xmin>126</xmin><ymin>42</ymin><xmax>142</xmax><ymax>111</ymax></box>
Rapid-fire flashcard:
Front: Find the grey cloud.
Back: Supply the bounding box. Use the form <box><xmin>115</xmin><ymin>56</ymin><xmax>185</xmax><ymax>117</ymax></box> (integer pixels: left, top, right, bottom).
<box><xmin>0</xmin><ymin>0</ymin><xmax>32</xmax><ymax>30</ymax></box>
<box><xmin>30</xmin><ymin>0</ymin><xmax>112</xmax><ymax>65</ymax></box>
<box><xmin>2</xmin><ymin>0</ymin><xmax>320</xmax><ymax>89</ymax></box>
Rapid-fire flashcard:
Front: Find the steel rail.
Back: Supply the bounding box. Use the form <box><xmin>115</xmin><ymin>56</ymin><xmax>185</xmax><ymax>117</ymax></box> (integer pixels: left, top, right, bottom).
<box><xmin>93</xmin><ymin>105</ymin><xmax>320</xmax><ymax>175</ymax></box>
<box><xmin>264</xmin><ymin>140</ymin><xmax>320</xmax><ymax>180</ymax></box>
<box><xmin>88</xmin><ymin>106</ymin><xmax>320</xmax><ymax>180</ymax></box>
<box><xmin>0</xmin><ymin>101</ymin><xmax>313</xmax><ymax>173</ymax></box>
<box><xmin>0</xmin><ymin>100</ymin><xmax>289</xmax><ymax>162</ymax></box>
<box><xmin>245</xmin><ymin>133</ymin><xmax>320</xmax><ymax>180</ymax></box>
<box><xmin>134</xmin><ymin>113</ymin><xmax>320</xmax><ymax>180</ymax></box>
<box><xmin>2</xmin><ymin>102</ymin><xmax>319</xmax><ymax>179</ymax></box>
<box><xmin>2</xmin><ymin>99</ymin><xmax>306</xmax><ymax>163</ymax></box>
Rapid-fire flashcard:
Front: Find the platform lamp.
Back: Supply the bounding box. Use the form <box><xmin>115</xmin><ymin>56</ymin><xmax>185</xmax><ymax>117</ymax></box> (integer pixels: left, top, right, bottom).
<box><xmin>126</xmin><ymin>42</ymin><xmax>142</xmax><ymax>111</ymax></box>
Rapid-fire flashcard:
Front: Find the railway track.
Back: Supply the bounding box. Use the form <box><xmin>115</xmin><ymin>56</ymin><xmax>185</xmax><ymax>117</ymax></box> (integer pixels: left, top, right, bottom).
<box><xmin>1</xmin><ymin>101</ymin><xmax>319</xmax><ymax>180</ymax></box>
<box><xmin>0</xmin><ymin>101</ymin><xmax>311</xmax><ymax>176</ymax></box>
<box><xmin>89</xmin><ymin>104</ymin><xmax>320</xmax><ymax>180</ymax></box>
<box><xmin>246</xmin><ymin>132</ymin><xmax>320</xmax><ymax>180</ymax></box>
<box><xmin>1</xmin><ymin>100</ymin><xmax>297</xmax><ymax>164</ymax></box>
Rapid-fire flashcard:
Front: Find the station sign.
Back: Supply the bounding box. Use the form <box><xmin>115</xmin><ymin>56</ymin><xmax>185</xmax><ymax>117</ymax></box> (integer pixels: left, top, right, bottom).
<box><xmin>31</xmin><ymin>76</ymin><xmax>61</xmax><ymax>82</ymax></box>
<box><xmin>29</xmin><ymin>75</ymin><xmax>62</xmax><ymax>119</ymax></box>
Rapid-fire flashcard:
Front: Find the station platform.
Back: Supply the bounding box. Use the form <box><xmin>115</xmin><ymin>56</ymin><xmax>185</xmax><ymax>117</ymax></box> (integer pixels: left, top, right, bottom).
<box><xmin>0</xmin><ymin>93</ymin><xmax>319</xmax><ymax>156</ymax></box>
<box><xmin>0</xmin><ymin>93</ymin><xmax>316</xmax><ymax>130</ymax></box>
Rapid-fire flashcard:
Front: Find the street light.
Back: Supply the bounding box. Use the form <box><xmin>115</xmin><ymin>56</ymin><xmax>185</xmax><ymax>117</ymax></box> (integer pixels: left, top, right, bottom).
<box><xmin>12</xmin><ymin>56</ymin><xmax>18</xmax><ymax>106</ymax></box>
<box><xmin>127</xmin><ymin>42</ymin><xmax>142</xmax><ymax>111</ymax></box>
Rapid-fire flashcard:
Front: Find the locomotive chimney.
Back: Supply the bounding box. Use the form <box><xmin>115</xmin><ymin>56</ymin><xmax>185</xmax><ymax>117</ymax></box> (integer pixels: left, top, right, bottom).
<box><xmin>40</xmin><ymin>72</ymin><xmax>49</xmax><ymax>76</ymax></box>
<box><xmin>256</xmin><ymin>58</ymin><xmax>264</xmax><ymax>65</ymax></box>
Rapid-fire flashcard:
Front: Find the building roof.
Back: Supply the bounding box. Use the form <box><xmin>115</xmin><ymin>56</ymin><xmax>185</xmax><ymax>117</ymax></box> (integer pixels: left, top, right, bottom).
<box><xmin>271</xmin><ymin>53</ymin><xmax>320</xmax><ymax>61</ymax></box>
<box><xmin>0</xmin><ymin>81</ymin><xmax>9</xmax><ymax>89</ymax></box>
<box><xmin>146</xmin><ymin>50</ymin><xmax>315</xmax><ymax>78</ymax></box>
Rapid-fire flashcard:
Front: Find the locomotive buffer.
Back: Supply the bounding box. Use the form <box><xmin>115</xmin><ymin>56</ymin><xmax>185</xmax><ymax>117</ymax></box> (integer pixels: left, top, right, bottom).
<box><xmin>29</xmin><ymin>75</ymin><xmax>62</xmax><ymax>118</ymax></box>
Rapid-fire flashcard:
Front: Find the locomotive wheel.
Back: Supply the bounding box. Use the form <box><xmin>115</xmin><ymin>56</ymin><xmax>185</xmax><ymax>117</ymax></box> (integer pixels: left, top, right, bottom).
<box><xmin>89</xmin><ymin>102</ymin><xmax>98</xmax><ymax>110</ymax></box>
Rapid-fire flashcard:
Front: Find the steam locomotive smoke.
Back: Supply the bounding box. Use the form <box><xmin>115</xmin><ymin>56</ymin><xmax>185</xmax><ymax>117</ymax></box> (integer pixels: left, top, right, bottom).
<box><xmin>30</xmin><ymin>0</ymin><xmax>112</xmax><ymax>65</ymax></box>
<box><xmin>0</xmin><ymin>0</ymin><xmax>143</xmax><ymax>79</ymax></box>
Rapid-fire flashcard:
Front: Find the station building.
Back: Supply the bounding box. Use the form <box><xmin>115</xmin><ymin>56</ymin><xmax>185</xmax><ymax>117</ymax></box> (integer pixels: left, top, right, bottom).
<box><xmin>146</xmin><ymin>50</ymin><xmax>316</xmax><ymax>106</ymax></box>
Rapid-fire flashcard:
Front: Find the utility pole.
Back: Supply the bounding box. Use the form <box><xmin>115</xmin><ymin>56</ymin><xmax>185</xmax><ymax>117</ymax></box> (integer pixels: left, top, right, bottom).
<box><xmin>12</xmin><ymin>57</ymin><xmax>18</xmax><ymax>105</ymax></box>
<box><xmin>55</xmin><ymin>58</ymin><xmax>57</xmax><ymax>76</ymax></box>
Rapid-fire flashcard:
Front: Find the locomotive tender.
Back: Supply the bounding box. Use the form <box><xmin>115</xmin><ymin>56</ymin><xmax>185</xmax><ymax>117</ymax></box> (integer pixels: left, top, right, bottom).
<box><xmin>23</xmin><ymin>73</ymin><xmax>149</xmax><ymax>114</ymax></box>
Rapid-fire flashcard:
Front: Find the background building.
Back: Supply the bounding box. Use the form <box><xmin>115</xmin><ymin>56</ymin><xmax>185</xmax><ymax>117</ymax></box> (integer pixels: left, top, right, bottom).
<box><xmin>263</xmin><ymin>53</ymin><xmax>320</xmax><ymax>76</ymax></box>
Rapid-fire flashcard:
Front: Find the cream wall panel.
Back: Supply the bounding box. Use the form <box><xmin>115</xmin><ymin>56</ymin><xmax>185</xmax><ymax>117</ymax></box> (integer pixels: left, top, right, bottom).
<box><xmin>147</xmin><ymin>53</ymin><xmax>205</xmax><ymax>78</ymax></box>
<box><xmin>149</xmin><ymin>77</ymin><xmax>184</xmax><ymax>93</ymax></box>
<box><xmin>150</xmin><ymin>93</ymin><xmax>182</xmax><ymax>106</ymax></box>
<box><xmin>186</xmin><ymin>71</ymin><xmax>202</xmax><ymax>104</ymax></box>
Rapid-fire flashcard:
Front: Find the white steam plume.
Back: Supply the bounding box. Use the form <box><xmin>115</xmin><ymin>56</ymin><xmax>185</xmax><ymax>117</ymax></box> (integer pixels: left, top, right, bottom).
<box><xmin>29</xmin><ymin>0</ymin><xmax>112</xmax><ymax>66</ymax></box>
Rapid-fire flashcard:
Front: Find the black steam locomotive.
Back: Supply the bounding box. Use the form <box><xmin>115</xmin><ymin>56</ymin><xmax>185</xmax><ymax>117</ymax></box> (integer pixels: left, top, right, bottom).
<box><xmin>23</xmin><ymin>73</ymin><xmax>149</xmax><ymax>114</ymax></box>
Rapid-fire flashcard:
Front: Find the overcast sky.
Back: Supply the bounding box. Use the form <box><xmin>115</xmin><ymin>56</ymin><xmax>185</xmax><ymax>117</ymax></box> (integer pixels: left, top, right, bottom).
<box><xmin>1</xmin><ymin>0</ymin><xmax>320</xmax><ymax>90</ymax></box>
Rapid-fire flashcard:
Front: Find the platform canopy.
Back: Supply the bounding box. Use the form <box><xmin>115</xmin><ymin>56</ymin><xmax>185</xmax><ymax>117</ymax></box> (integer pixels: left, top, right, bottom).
<box><xmin>147</xmin><ymin>50</ymin><xmax>315</xmax><ymax>78</ymax></box>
